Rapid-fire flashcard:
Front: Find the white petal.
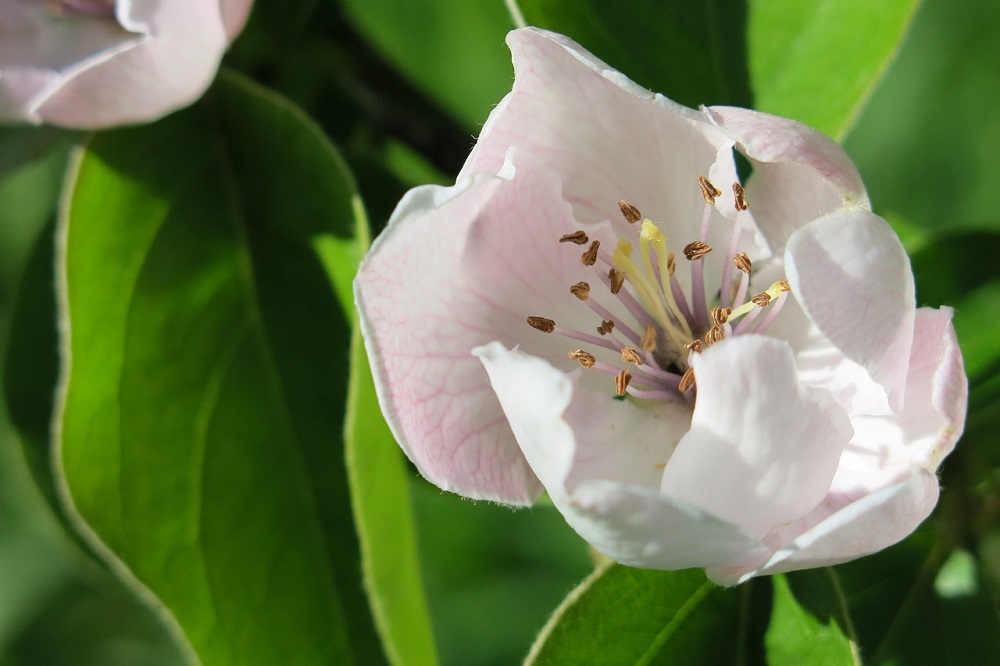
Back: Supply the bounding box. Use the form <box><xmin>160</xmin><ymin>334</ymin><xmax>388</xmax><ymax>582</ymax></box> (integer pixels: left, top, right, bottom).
<box><xmin>734</xmin><ymin>469</ymin><xmax>939</xmax><ymax>579</ymax></box>
<box><xmin>475</xmin><ymin>341</ymin><xmax>770</xmax><ymax>571</ymax></box>
<box><xmin>704</xmin><ymin>105</ymin><xmax>870</xmax><ymax>253</ymax></box>
<box><xmin>356</xmin><ymin>151</ymin><xmax>622</xmax><ymax>505</ymax></box>
<box><xmin>466</xmin><ymin>28</ymin><xmax>745</xmax><ymax>253</ymax></box>
<box><xmin>785</xmin><ymin>209</ymin><xmax>915</xmax><ymax>410</ymax></box>
<box><xmin>660</xmin><ymin>335</ymin><xmax>853</xmax><ymax>540</ymax></box>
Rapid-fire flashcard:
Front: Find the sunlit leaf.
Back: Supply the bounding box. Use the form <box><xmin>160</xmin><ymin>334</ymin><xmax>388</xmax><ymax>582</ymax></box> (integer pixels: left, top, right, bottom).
<box><xmin>766</xmin><ymin>571</ymin><xmax>858</xmax><ymax>665</ymax></box>
<box><xmin>55</xmin><ymin>71</ymin><xmax>383</xmax><ymax>664</ymax></box>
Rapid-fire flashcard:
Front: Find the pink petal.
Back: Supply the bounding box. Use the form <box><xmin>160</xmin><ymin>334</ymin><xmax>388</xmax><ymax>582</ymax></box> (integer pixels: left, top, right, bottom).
<box><xmin>356</xmin><ymin>151</ymin><xmax>618</xmax><ymax>505</ymax></box>
<box><xmin>660</xmin><ymin>335</ymin><xmax>853</xmax><ymax>540</ymax></box>
<box><xmin>1</xmin><ymin>0</ymin><xmax>251</xmax><ymax>128</ymax></box>
<box><xmin>475</xmin><ymin>342</ymin><xmax>769</xmax><ymax>571</ymax></box>
<box><xmin>785</xmin><ymin>209</ymin><xmax>916</xmax><ymax>411</ymax></box>
<box><xmin>465</xmin><ymin>27</ymin><xmax>751</xmax><ymax>285</ymax></box>
<box><xmin>738</xmin><ymin>470</ymin><xmax>940</xmax><ymax>579</ymax></box>
<box><xmin>704</xmin><ymin>106</ymin><xmax>869</xmax><ymax>253</ymax></box>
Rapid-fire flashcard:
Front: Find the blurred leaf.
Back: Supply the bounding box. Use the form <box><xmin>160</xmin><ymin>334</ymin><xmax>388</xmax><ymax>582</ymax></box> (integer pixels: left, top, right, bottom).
<box><xmin>748</xmin><ymin>0</ymin><xmax>920</xmax><ymax>140</ymax></box>
<box><xmin>0</xmin><ymin>126</ymin><xmax>73</xmax><ymax>178</ymax></box>
<box><xmin>345</xmin><ymin>314</ymin><xmax>439</xmax><ymax>665</ymax></box>
<box><xmin>340</xmin><ymin>0</ymin><xmax>515</xmax><ymax>130</ymax></box>
<box><xmin>54</xmin><ymin>72</ymin><xmax>383</xmax><ymax>664</ymax></box>
<box><xmin>833</xmin><ymin>531</ymin><xmax>1000</xmax><ymax>665</ymax></box>
<box><xmin>844</xmin><ymin>0</ymin><xmax>1000</xmax><ymax>232</ymax></box>
<box><xmin>411</xmin><ymin>482</ymin><xmax>592</xmax><ymax>666</ymax></box>
<box><xmin>909</xmin><ymin>228</ymin><xmax>1000</xmax><ymax>389</ymax></box>
<box><xmin>526</xmin><ymin>563</ymin><xmax>765</xmax><ymax>665</ymax></box>
<box><xmin>766</xmin><ymin>571</ymin><xmax>858</xmax><ymax>665</ymax></box>
<box><xmin>517</xmin><ymin>0</ymin><xmax>753</xmax><ymax>108</ymax></box>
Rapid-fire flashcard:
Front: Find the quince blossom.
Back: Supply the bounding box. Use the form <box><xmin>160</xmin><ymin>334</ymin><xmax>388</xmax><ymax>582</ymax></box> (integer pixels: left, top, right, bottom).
<box><xmin>355</xmin><ymin>28</ymin><xmax>967</xmax><ymax>583</ymax></box>
<box><xmin>0</xmin><ymin>0</ymin><xmax>252</xmax><ymax>128</ymax></box>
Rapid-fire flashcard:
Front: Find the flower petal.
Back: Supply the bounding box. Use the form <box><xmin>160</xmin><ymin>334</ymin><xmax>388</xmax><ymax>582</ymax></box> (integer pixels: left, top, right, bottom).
<box><xmin>465</xmin><ymin>27</ymin><xmax>755</xmax><ymax>290</ymax></box>
<box><xmin>785</xmin><ymin>209</ymin><xmax>916</xmax><ymax>410</ymax></box>
<box><xmin>704</xmin><ymin>105</ymin><xmax>869</xmax><ymax>253</ymax></box>
<box><xmin>728</xmin><ymin>469</ymin><xmax>940</xmax><ymax>580</ymax></box>
<box><xmin>660</xmin><ymin>335</ymin><xmax>853</xmax><ymax>540</ymax></box>
<box><xmin>475</xmin><ymin>341</ymin><xmax>769</xmax><ymax>571</ymax></box>
<box><xmin>1</xmin><ymin>0</ymin><xmax>250</xmax><ymax>128</ymax></box>
<box><xmin>356</xmin><ymin>150</ymin><xmax>616</xmax><ymax>504</ymax></box>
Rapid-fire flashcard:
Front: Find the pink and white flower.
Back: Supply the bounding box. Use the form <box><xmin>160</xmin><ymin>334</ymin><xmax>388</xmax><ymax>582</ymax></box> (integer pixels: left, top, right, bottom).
<box><xmin>0</xmin><ymin>0</ymin><xmax>252</xmax><ymax>128</ymax></box>
<box><xmin>354</xmin><ymin>28</ymin><xmax>967</xmax><ymax>583</ymax></box>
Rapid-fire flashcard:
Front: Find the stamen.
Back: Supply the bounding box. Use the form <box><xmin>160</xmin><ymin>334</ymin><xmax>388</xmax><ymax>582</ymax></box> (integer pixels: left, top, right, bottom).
<box><xmin>608</xmin><ymin>267</ymin><xmax>625</xmax><ymax>294</ymax></box>
<box><xmin>527</xmin><ymin>316</ymin><xmax>556</xmax><ymax>333</ymax></box>
<box><xmin>683</xmin><ymin>241</ymin><xmax>712</xmax><ymax>261</ymax></box>
<box><xmin>684</xmin><ymin>339</ymin><xmax>704</xmax><ymax>353</ymax></box>
<box><xmin>582</xmin><ymin>240</ymin><xmax>600</xmax><ymax>266</ymax></box>
<box><xmin>619</xmin><ymin>200</ymin><xmax>642</xmax><ymax>224</ymax></box>
<box><xmin>732</xmin><ymin>182</ymin><xmax>749</xmax><ymax>211</ymax></box>
<box><xmin>704</xmin><ymin>325</ymin><xmax>724</xmax><ymax>346</ymax></box>
<box><xmin>568</xmin><ymin>350</ymin><xmax>596</xmax><ymax>368</ymax></box>
<box><xmin>679</xmin><ymin>367</ymin><xmax>696</xmax><ymax>393</ymax></box>
<box><xmin>615</xmin><ymin>370</ymin><xmax>632</xmax><ymax>396</ymax></box>
<box><xmin>621</xmin><ymin>347</ymin><xmax>643</xmax><ymax>366</ymax></box>
<box><xmin>597</xmin><ymin>320</ymin><xmax>615</xmax><ymax>336</ymax></box>
<box><xmin>560</xmin><ymin>230</ymin><xmax>590</xmax><ymax>245</ymax></box>
<box><xmin>640</xmin><ymin>324</ymin><xmax>657</xmax><ymax>352</ymax></box>
<box><xmin>751</xmin><ymin>292</ymin><xmax>772</xmax><ymax>307</ymax></box>
<box><xmin>728</xmin><ymin>279</ymin><xmax>792</xmax><ymax>320</ymax></box>
<box><xmin>711</xmin><ymin>307</ymin><xmax>732</xmax><ymax>325</ymax></box>
<box><xmin>698</xmin><ymin>176</ymin><xmax>722</xmax><ymax>204</ymax></box>
<box><xmin>733</xmin><ymin>252</ymin><xmax>752</xmax><ymax>273</ymax></box>
<box><xmin>570</xmin><ymin>281</ymin><xmax>591</xmax><ymax>301</ymax></box>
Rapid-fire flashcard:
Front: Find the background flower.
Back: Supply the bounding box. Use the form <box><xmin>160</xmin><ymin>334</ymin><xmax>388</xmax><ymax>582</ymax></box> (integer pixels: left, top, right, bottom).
<box><xmin>0</xmin><ymin>0</ymin><xmax>252</xmax><ymax>128</ymax></box>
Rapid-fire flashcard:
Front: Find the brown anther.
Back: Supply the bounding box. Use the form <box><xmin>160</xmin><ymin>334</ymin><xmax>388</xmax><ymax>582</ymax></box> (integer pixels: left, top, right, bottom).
<box><xmin>751</xmin><ymin>292</ymin><xmax>772</xmax><ymax>307</ymax></box>
<box><xmin>679</xmin><ymin>367</ymin><xmax>696</xmax><ymax>393</ymax></box>
<box><xmin>777</xmin><ymin>278</ymin><xmax>791</xmax><ymax>293</ymax></box>
<box><xmin>570</xmin><ymin>281</ymin><xmax>591</xmax><ymax>301</ymax></box>
<box><xmin>711</xmin><ymin>306</ymin><xmax>732</xmax><ymax>326</ymax></box>
<box><xmin>559</xmin><ymin>230</ymin><xmax>590</xmax><ymax>245</ymax></box>
<box><xmin>698</xmin><ymin>176</ymin><xmax>722</xmax><ymax>204</ymax></box>
<box><xmin>640</xmin><ymin>324</ymin><xmax>657</xmax><ymax>352</ymax></box>
<box><xmin>621</xmin><ymin>347</ymin><xmax>643</xmax><ymax>366</ymax></box>
<box><xmin>582</xmin><ymin>240</ymin><xmax>600</xmax><ymax>266</ymax></box>
<box><xmin>704</xmin><ymin>325</ymin><xmax>725</xmax><ymax>345</ymax></box>
<box><xmin>615</xmin><ymin>370</ymin><xmax>632</xmax><ymax>396</ymax></box>
<box><xmin>733</xmin><ymin>252</ymin><xmax>752</xmax><ymax>274</ymax></box>
<box><xmin>608</xmin><ymin>267</ymin><xmax>625</xmax><ymax>294</ymax></box>
<box><xmin>527</xmin><ymin>316</ymin><xmax>556</xmax><ymax>333</ymax></box>
<box><xmin>597</xmin><ymin>319</ymin><xmax>615</xmax><ymax>336</ymax></box>
<box><xmin>684</xmin><ymin>339</ymin><xmax>704</xmax><ymax>353</ymax></box>
<box><xmin>568</xmin><ymin>350</ymin><xmax>596</xmax><ymax>368</ymax></box>
<box><xmin>733</xmin><ymin>182</ymin><xmax>749</xmax><ymax>211</ymax></box>
<box><xmin>667</xmin><ymin>253</ymin><xmax>677</xmax><ymax>276</ymax></box>
<box><xmin>618</xmin><ymin>200</ymin><xmax>642</xmax><ymax>224</ymax></box>
<box><xmin>683</xmin><ymin>240</ymin><xmax>712</xmax><ymax>261</ymax></box>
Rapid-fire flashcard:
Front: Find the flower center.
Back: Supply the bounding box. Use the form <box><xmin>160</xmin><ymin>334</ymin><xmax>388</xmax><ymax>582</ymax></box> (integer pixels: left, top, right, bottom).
<box><xmin>526</xmin><ymin>177</ymin><xmax>791</xmax><ymax>402</ymax></box>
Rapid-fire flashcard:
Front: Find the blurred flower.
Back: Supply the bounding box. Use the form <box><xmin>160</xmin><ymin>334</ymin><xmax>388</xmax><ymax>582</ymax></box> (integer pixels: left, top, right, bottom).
<box><xmin>0</xmin><ymin>0</ymin><xmax>252</xmax><ymax>128</ymax></box>
<box><xmin>355</xmin><ymin>28</ymin><xmax>967</xmax><ymax>583</ymax></box>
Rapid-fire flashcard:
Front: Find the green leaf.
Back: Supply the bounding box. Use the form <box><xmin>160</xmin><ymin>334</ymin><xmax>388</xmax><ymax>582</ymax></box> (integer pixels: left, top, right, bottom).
<box><xmin>344</xmin><ymin>322</ymin><xmax>439</xmax><ymax>666</ymax></box>
<box><xmin>833</xmin><ymin>531</ymin><xmax>1000</xmax><ymax>665</ymax></box>
<box><xmin>748</xmin><ymin>0</ymin><xmax>921</xmax><ymax>140</ymax></box>
<box><xmin>526</xmin><ymin>563</ymin><xmax>765</xmax><ymax>665</ymax></box>
<box><xmin>54</xmin><ymin>72</ymin><xmax>383</xmax><ymax>664</ymax></box>
<box><xmin>766</xmin><ymin>571</ymin><xmax>858</xmax><ymax>665</ymax></box>
<box><xmin>517</xmin><ymin>0</ymin><xmax>753</xmax><ymax>108</ymax></box>
<box><xmin>340</xmin><ymin>0</ymin><xmax>516</xmax><ymax>130</ymax></box>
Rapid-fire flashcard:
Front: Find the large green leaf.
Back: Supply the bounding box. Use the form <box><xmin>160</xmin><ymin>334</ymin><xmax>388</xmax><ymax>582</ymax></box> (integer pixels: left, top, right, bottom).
<box><xmin>748</xmin><ymin>0</ymin><xmax>921</xmax><ymax>140</ymax></box>
<box><xmin>344</xmin><ymin>329</ymin><xmax>438</xmax><ymax>666</ymax></box>
<box><xmin>54</xmin><ymin>72</ymin><xmax>383</xmax><ymax>664</ymax></box>
<box><xmin>526</xmin><ymin>563</ymin><xmax>764</xmax><ymax>665</ymax></box>
<box><xmin>766</xmin><ymin>571</ymin><xmax>858</xmax><ymax>665</ymax></box>
<box><xmin>340</xmin><ymin>0</ymin><xmax>515</xmax><ymax>131</ymax></box>
<box><xmin>516</xmin><ymin>0</ymin><xmax>753</xmax><ymax>108</ymax></box>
